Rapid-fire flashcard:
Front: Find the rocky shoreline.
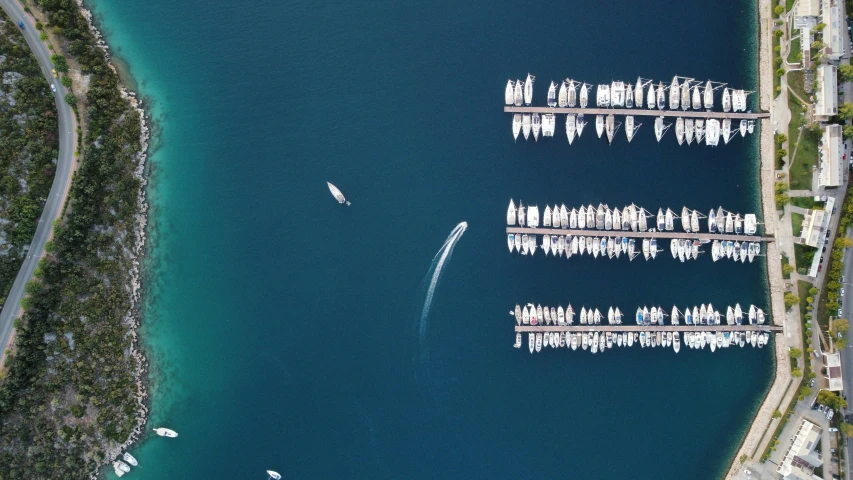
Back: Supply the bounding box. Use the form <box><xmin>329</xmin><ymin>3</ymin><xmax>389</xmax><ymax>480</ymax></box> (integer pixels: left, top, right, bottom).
<box><xmin>724</xmin><ymin>0</ymin><xmax>792</xmax><ymax>477</ymax></box>
<box><xmin>74</xmin><ymin>1</ymin><xmax>152</xmax><ymax>476</ymax></box>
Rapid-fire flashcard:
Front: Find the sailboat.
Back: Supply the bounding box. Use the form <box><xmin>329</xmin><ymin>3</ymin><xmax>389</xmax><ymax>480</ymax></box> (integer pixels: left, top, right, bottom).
<box><xmin>635</xmin><ymin>77</ymin><xmax>644</xmax><ymax>107</ymax></box>
<box><xmin>625</xmin><ymin>116</ymin><xmax>640</xmax><ymax>142</ymax></box>
<box><xmin>327</xmin><ymin>182</ymin><xmax>351</xmax><ymax>206</ymax></box>
<box><xmin>695</xmin><ymin>119</ymin><xmax>705</xmax><ymax>142</ymax></box>
<box><xmin>579</xmin><ymin>83</ymin><xmax>589</xmax><ymax>108</ymax></box>
<box><xmin>692</xmin><ymin>84</ymin><xmax>701</xmax><ymax>110</ymax></box>
<box><xmin>514</xmin><ymin>79</ymin><xmax>523</xmax><ymax>106</ymax></box>
<box><xmin>685</xmin><ymin>118</ymin><xmax>694</xmax><ymax>145</ymax></box>
<box><xmin>721</xmin><ymin>118</ymin><xmax>731</xmax><ymax>145</ymax></box>
<box><xmin>722</xmin><ymin>88</ymin><xmax>731</xmax><ymax>112</ymax></box>
<box><xmin>558</xmin><ymin>81</ymin><xmax>568</xmax><ymax>107</ymax></box>
<box><xmin>505</xmin><ymin>80</ymin><xmax>514</xmax><ymax>105</ymax></box>
<box><xmin>654</xmin><ymin>116</ymin><xmax>668</xmax><ymax>142</ymax></box>
<box><xmin>656</xmin><ymin>81</ymin><xmax>666</xmax><ymax>110</ymax></box>
<box><xmin>524</xmin><ymin>73</ymin><xmax>535</xmax><ymax>105</ymax></box>
<box><xmin>547</xmin><ymin>81</ymin><xmax>557</xmax><ymax>107</ymax></box>
<box><xmin>566</xmin><ymin>114</ymin><xmax>577</xmax><ymax>144</ymax></box>
<box><xmin>680</xmin><ymin>79</ymin><xmax>691</xmax><ymax>110</ymax></box>
<box><xmin>647</xmin><ymin>82</ymin><xmax>656</xmax><ymax>109</ymax></box>
<box><xmin>577</xmin><ymin>114</ymin><xmax>586</xmax><ymax>137</ymax></box>
<box><xmin>605</xmin><ymin>114</ymin><xmax>616</xmax><ymax>144</ymax></box>
<box><xmin>703</xmin><ymin>80</ymin><xmax>713</xmax><ymax>109</ymax></box>
<box><xmin>675</xmin><ymin>117</ymin><xmax>685</xmax><ymax>145</ymax></box>
<box><xmin>522</xmin><ymin>114</ymin><xmax>531</xmax><ymax>140</ymax></box>
<box><xmin>596</xmin><ymin>115</ymin><xmax>605</xmax><ymax>138</ymax></box>
<box><xmin>567</xmin><ymin>79</ymin><xmax>578</xmax><ymax>106</ymax></box>
<box><xmin>669</xmin><ymin>76</ymin><xmax>679</xmax><ymax>110</ymax></box>
<box><xmin>532</xmin><ymin>113</ymin><xmax>542</xmax><ymax>141</ymax></box>
<box><xmin>626</xmin><ymin>83</ymin><xmax>634</xmax><ymax>108</ymax></box>
<box><xmin>512</xmin><ymin>114</ymin><xmax>521</xmax><ymax>141</ymax></box>
<box><xmin>267</xmin><ymin>471</ymin><xmax>283</xmax><ymax>480</ymax></box>
<box><xmin>507</xmin><ymin>199</ymin><xmax>516</xmax><ymax>225</ymax></box>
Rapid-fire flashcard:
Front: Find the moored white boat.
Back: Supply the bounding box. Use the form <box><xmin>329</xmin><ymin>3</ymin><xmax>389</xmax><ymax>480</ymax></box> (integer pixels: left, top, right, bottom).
<box><xmin>524</xmin><ymin>73</ymin><xmax>535</xmax><ymax>105</ymax></box>
<box><xmin>153</xmin><ymin>428</ymin><xmax>178</xmax><ymax>438</ymax></box>
<box><xmin>505</xmin><ymin>79</ymin><xmax>514</xmax><ymax>105</ymax></box>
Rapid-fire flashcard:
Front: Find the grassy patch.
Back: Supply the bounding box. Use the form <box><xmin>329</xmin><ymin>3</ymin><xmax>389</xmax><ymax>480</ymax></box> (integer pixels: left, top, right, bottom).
<box><xmin>790</xmin><ymin>197</ymin><xmax>822</xmax><ymax>209</ymax></box>
<box><xmin>788</xmin><ymin>34</ymin><xmax>802</xmax><ymax>65</ymax></box>
<box><xmin>795</xmin><ymin>243</ymin><xmax>817</xmax><ymax>272</ymax></box>
<box><xmin>786</xmin><ymin>0</ymin><xmax>795</xmax><ymax>10</ymax></box>
<box><xmin>782</xmin><ymin>253</ymin><xmax>792</xmax><ymax>279</ymax></box>
<box><xmin>788</xmin><ymin>98</ymin><xmax>819</xmax><ymax>191</ymax></box>
<box><xmin>787</xmin><ymin>69</ymin><xmax>808</xmax><ymax>104</ymax></box>
<box><xmin>799</xmin><ymin>280</ymin><xmax>814</xmax><ymax>324</ymax></box>
<box><xmin>792</xmin><ymin>212</ymin><xmax>805</xmax><ymax>237</ymax></box>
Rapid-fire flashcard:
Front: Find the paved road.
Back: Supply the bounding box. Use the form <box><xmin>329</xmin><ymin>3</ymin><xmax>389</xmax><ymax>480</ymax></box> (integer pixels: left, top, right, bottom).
<box><xmin>0</xmin><ymin>0</ymin><xmax>75</xmax><ymax>361</ymax></box>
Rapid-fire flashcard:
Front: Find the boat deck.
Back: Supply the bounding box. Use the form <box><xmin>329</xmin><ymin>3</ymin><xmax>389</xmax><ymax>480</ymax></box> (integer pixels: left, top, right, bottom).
<box><xmin>504</xmin><ymin>106</ymin><xmax>768</xmax><ymax>119</ymax></box>
<box><xmin>507</xmin><ymin>226</ymin><xmax>774</xmax><ymax>243</ymax></box>
<box><xmin>516</xmin><ymin>324</ymin><xmax>782</xmax><ymax>332</ymax></box>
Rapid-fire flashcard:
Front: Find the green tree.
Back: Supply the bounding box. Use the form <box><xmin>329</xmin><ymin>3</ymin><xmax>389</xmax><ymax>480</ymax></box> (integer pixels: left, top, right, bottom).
<box><xmin>833</xmin><ymin>318</ymin><xmax>850</xmax><ymax>337</ymax></box>
<box><xmin>784</xmin><ymin>292</ymin><xmax>800</xmax><ymax>308</ymax></box>
<box><xmin>809</xmin><ymin>287</ymin><xmax>818</xmax><ymax>296</ymax></box>
<box><xmin>818</xmin><ymin>390</ymin><xmax>848</xmax><ymax>411</ymax></box>
<box><xmin>783</xmin><ymin>263</ymin><xmax>795</xmax><ymax>275</ymax></box>
<box><xmin>815</xmin><ymin>22</ymin><xmax>826</xmax><ymax>31</ymax></box>
<box><xmin>49</xmin><ymin>53</ymin><xmax>68</xmax><ymax>73</ymax></box>
<box><xmin>772</xmin><ymin>409</ymin><xmax>782</xmax><ymax>418</ymax></box>
<box><xmin>838</xmin><ymin>237</ymin><xmax>853</xmax><ymax>248</ymax></box>
<box><xmin>774</xmin><ymin>5</ymin><xmax>784</xmax><ymax>15</ymax></box>
<box><xmin>775</xmin><ymin>30</ymin><xmax>785</xmax><ymax>38</ymax></box>
<box><xmin>64</xmin><ymin>93</ymin><xmax>77</xmax><ymax>107</ymax></box>
<box><xmin>840</xmin><ymin>64</ymin><xmax>853</xmax><ymax>82</ymax></box>
<box><xmin>789</xmin><ymin>347</ymin><xmax>802</xmax><ymax>360</ymax></box>
<box><xmin>777</xmin><ymin>133</ymin><xmax>788</xmax><ymax>143</ymax></box>
<box><xmin>792</xmin><ymin>368</ymin><xmax>803</xmax><ymax>377</ymax></box>
<box><xmin>776</xmin><ymin>67</ymin><xmax>786</xmax><ymax>77</ymax></box>
<box><xmin>777</xmin><ymin>148</ymin><xmax>788</xmax><ymax>158</ymax></box>
<box><xmin>60</xmin><ymin>76</ymin><xmax>71</xmax><ymax>88</ymax></box>
<box><xmin>38</xmin><ymin>31</ymin><xmax>47</xmax><ymax>42</ymax></box>
<box><xmin>839</xmin><ymin>102</ymin><xmax>853</xmax><ymax>120</ymax></box>
<box><xmin>840</xmin><ymin>422</ymin><xmax>853</xmax><ymax>437</ymax></box>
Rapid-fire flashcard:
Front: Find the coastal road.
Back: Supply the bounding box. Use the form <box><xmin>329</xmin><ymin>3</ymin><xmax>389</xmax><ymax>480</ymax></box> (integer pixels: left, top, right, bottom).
<box><xmin>841</xmin><ymin>245</ymin><xmax>853</xmax><ymax>479</ymax></box>
<box><xmin>0</xmin><ymin>0</ymin><xmax>75</xmax><ymax>363</ymax></box>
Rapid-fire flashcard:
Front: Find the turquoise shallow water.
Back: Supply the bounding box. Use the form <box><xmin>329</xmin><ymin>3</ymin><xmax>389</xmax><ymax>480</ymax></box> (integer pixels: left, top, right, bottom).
<box><xmin>89</xmin><ymin>0</ymin><xmax>773</xmax><ymax>478</ymax></box>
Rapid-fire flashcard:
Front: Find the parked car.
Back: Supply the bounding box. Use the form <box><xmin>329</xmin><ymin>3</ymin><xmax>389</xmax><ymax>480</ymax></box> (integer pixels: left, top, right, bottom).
<box><xmin>50</xmin><ymin>84</ymin><xmax>56</xmax><ymax>93</ymax></box>
<box><xmin>830</xmin><ymin>427</ymin><xmax>839</xmax><ymax>432</ymax></box>
<box><xmin>827</xmin><ymin>409</ymin><xmax>835</xmax><ymax>420</ymax></box>
<box><xmin>17</xmin><ymin>21</ymin><xmax>23</xmax><ymax>30</ymax></box>
<box><xmin>819</xmin><ymin>264</ymin><xmax>823</xmax><ymax>272</ymax></box>
<box><xmin>839</xmin><ymin>308</ymin><xmax>843</xmax><ymax>316</ymax></box>
<box><xmin>843</xmin><ymin>288</ymin><xmax>846</xmax><ymax>297</ymax></box>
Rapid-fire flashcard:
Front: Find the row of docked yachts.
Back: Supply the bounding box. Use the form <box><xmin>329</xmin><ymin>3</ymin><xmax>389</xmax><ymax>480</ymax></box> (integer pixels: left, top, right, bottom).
<box><xmin>508</xmin><ymin>233</ymin><xmax>761</xmax><ymax>263</ymax></box>
<box><xmin>517</xmin><ymin>329</ymin><xmax>769</xmax><ymax>353</ymax></box>
<box><xmin>511</xmin><ymin>112</ymin><xmax>754</xmax><ymax>145</ymax></box>
<box><xmin>513</xmin><ymin>303</ymin><xmax>766</xmax><ymax>327</ymax></box>
<box><xmin>507</xmin><ymin>200</ymin><xmax>759</xmax><ymax>235</ymax></box>
<box><xmin>505</xmin><ymin>75</ymin><xmax>750</xmax><ymax>113</ymax></box>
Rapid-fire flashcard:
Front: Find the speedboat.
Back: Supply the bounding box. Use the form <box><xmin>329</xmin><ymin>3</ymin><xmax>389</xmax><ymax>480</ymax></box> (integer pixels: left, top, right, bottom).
<box><xmin>153</xmin><ymin>428</ymin><xmax>178</xmax><ymax>438</ymax></box>
<box><xmin>123</xmin><ymin>453</ymin><xmax>138</xmax><ymax>467</ymax></box>
<box><xmin>114</xmin><ymin>461</ymin><xmax>131</xmax><ymax>477</ymax></box>
<box><xmin>505</xmin><ymin>80</ymin><xmax>514</xmax><ymax>105</ymax></box>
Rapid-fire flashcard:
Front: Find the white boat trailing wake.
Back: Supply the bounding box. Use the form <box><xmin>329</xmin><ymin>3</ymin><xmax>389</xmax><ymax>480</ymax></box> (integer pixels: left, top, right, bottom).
<box><xmin>420</xmin><ymin>222</ymin><xmax>468</xmax><ymax>330</ymax></box>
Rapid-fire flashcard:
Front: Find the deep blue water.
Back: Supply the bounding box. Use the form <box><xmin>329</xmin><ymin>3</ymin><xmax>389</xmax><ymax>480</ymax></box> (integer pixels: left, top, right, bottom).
<box><xmin>88</xmin><ymin>0</ymin><xmax>773</xmax><ymax>478</ymax></box>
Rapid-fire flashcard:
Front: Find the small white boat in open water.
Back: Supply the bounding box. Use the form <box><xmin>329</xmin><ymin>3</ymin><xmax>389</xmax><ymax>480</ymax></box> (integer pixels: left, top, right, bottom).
<box><xmin>327</xmin><ymin>182</ymin><xmax>351</xmax><ymax>206</ymax></box>
<box><xmin>153</xmin><ymin>427</ymin><xmax>178</xmax><ymax>438</ymax></box>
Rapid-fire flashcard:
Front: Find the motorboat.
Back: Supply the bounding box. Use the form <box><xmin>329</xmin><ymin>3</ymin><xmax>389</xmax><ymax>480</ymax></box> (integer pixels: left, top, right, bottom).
<box><xmin>123</xmin><ymin>453</ymin><xmax>138</xmax><ymax>467</ymax></box>
<box><xmin>505</xmin><ymin>80</ymin><xmax>514</xmax><ymax>105</ymax></box>
<box><xmin>114</xmin><ymin>461</ymin><xmax>131</xmax><ymax>477</ymax></box>
<box><xmin>153</xmin><ymin>428</ymin><xmax>178</xmax><ymax>438</ymax></box>
<box><xmin>507</xmin><ymin>199</ymin><xmax>516</xmax><ymax>225</ymax></box>
<box><xmin>705</xmin><ymin>119</ymin><xmax>720</xmax><ymax>146</ymax></box>
<box><xmin>740</xmin><ymin>119</ymin><xmax>747</xmax><ymax>137</ymax></box>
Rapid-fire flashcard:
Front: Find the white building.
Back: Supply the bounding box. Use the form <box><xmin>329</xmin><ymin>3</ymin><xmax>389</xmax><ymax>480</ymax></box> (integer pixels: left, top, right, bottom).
<box><xmin>818</xmin><ymin>124</ymin><xmax>843</xmax><ymax>188</ymax></box>
<box><xmin>814</xmin><ymin>64</ymin><xmax>837</xmax><ymax>119</ymax></box>
<box><xmin>795</xmin><ymin>0</ymin><xmax>820</xmax><ymax>27</ymax></box>
<box><xmin>777</xmin><ymin>419</ymin><xmax>824</xmax><ymax>479</ymax></box>
<box><xmin>806</xmin><ymin>197</ymin><xmax>835</xmax><ymax>277</ymax></box>
<box><xmin>824</xmin><ymin>352</ymin><xmax>844</xmax><ymax>391</ymax></box>
<box><xmin>822</xmin><ymin>0</ymin><xmax>845</xmax><ymax>61</ymax></box>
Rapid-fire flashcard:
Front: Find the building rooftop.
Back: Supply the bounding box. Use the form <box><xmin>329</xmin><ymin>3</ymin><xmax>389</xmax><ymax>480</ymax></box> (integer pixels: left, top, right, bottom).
<box><xmin>819</xmin><ymin>124</ymin><xmax>843</xmax><ymax>188</ymax></box>
<box><xmin>807</xmin><ymin>197</ymin><xmax>836</xmax><ymax>277</ymax></box>
<box><xmin>823</xmin><ymin>0</ymin><xmax>845</xmax><ymax>60</ymax></box>
<box><xmin>825</xmin><ymin>352</ymin><xmax>844</xmax><ymax>391</ymax></box>
<box><xmin>796</xmin><ymin>0</ymin><xmax>820</xmax><ymax>18</ymax></box>
<box><xmin>815</xmin><ymin>65</ymin><xmax>838</xmax><ymax>118</ymax></box>
<box><xmin>778</xmin><ymin>419</ymin><xmax>823</xmax><ymax>477</ymax></box>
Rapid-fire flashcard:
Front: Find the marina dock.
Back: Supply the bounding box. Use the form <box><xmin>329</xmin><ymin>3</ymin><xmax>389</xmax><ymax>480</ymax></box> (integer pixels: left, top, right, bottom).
<box><xmin>516</xmin><ymin>324</ymin><xmax>781</xmax><ymax>333</ymax></box>
<box><xmin>504</xmin><ymin>106</ymin><xmax>768</xmax><ymax>120</ymax></box>
<box><xmin>506</xmin><ymin>226</ymin><xmax>774</xmax><ymax>243</ymax></box>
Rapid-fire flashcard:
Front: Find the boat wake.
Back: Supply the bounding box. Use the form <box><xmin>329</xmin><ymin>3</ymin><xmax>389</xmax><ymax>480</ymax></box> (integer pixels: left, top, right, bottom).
<box><xmin>413</xmin><ymin>222</ymin><xmax>467</xmax><ymax>402</ymax></box>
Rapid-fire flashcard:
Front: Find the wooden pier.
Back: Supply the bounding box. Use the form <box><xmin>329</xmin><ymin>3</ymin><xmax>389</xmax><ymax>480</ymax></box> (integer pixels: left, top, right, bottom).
<box><xmin>506</xmin><ymin>226</ymin><xmax>775</xmax><ymax>243</ymax></box>
<box><xmin>504</xmin><ymin>106</ymin><xmax>769</xmax><ymax>120</ymax></box>
<box><xmin>515</xmin><ymin>324</ymin><xmax>782</xmax><ymax>333</ymax></box>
